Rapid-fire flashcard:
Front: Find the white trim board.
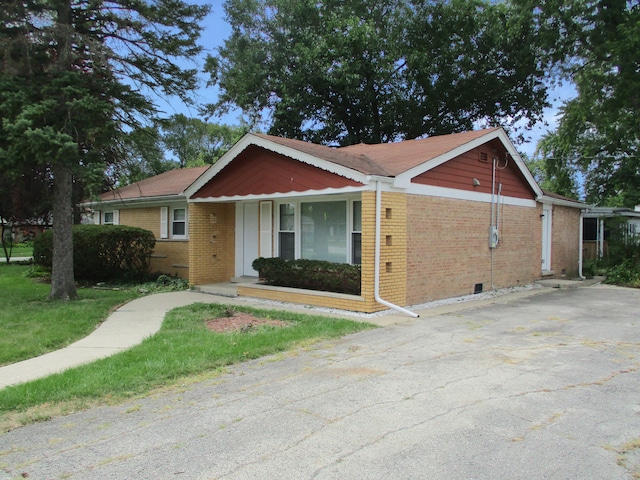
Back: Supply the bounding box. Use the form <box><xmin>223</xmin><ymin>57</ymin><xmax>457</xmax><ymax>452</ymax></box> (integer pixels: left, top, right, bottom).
<box><xmin>406</xmin><ymin>183</ymin><xmax>538</xmax><ymax>208</ymax></box>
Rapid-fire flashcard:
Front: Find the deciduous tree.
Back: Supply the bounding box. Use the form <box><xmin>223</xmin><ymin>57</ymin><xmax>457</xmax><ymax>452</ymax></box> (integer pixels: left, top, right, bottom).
<box><xmin>517</xmin><ymin>0</ymin><xmax>640</xmax><ymax>206</ymax></box>
<box><xmin>159</xmin><ymin>114</ymin><xmax>247</xmax><ymax>167</ymax></box>
<box><xmin>206</xmin><ymin>0</ymin><xmax>550</xmax><ymax>145</ymax></box>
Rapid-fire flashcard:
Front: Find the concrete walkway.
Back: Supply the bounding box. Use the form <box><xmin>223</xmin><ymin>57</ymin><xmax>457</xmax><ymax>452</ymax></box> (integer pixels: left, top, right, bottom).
<box><xmin>0</xmin><ymin>278</ymin><xmax>601</xmax><ymax>389</ymax></box>
<box><xmin>0</xmin><ymin>257</ymin><xmax>32</xmax><ymax>263</ymax></box>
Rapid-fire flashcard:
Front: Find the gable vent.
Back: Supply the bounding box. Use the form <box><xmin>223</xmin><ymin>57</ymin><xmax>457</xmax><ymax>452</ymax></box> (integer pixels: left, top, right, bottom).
<box><xmin>479</xmin><ymin>152</ymin><xmax>488</xmax><ymax>163</ymax></box>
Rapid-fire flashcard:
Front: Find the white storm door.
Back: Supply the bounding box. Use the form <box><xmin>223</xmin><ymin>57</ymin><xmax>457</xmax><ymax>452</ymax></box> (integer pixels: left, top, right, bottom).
<box><xmin>541</xmin><ymin>205</ymin><xmax>552</xmax><ymax>271</ymax></box>
<box><xmin>242</xmin><ymin>203</ymin><xmax>260</xmax><ymax>276</ymax></box>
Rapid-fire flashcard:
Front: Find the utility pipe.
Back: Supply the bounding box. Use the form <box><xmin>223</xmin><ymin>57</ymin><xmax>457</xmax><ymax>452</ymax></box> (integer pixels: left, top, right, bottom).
<box><xmin>374</xmin><ymin>180</ymin><xmax>419</xmax><ymax>318</ymax></box>
<box><xmin>491</xmin><ymin>157</ymin><xmax>497</xmax><ymax>229</ymax></box>
<box><xmin>578</xmin><ymin>209</ymin><xmax>585</xmax><ymax>279</ymax></box>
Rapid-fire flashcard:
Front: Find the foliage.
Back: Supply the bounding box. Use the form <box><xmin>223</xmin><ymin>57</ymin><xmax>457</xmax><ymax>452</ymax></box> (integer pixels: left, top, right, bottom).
<box><xmin>114</xmin><ymin>126</ymin><xmax>177</xmax><ymax>186</ymax></box>
<box><xmin>604</xmin><ymin>260</ymin><xmax>640</xmax><ymax>288</ymax></box>
<box><xmin>34</xmin><ymin>225</ymin><xmax>156</xmax><ymax>282</ymax></box>
<box><xmin>0</xmin><ymin>302</ymin><xmax>375</xmax><ymax>425</ymax></box>
<box><xmin>0</xmin><ymin>162</ymin><xmax>53</xmax><ymax>263</ymax></box>
<box><xmin>158</xmin><ymin>114</ymin><xmax>248</xmax><ymax>168</ymax></box>
<box><xmin>519</xmin><ymin>0</ymin><xmax>640</xmax><ymax>206</ymax></box>
<box><xmin>253</xmin><ymin>257</ymin><xmax>361</xmax><ymax>295</ymax></box>
<box><xmin>207</xmin><ymin>0</ymin><xmax>550</xmax><ymax>145</ymax></box>
<box><xmin>581</xmin><ymin>259</ymin><xmax>607</xmax><ymax>279</ymax></box>
<box><xmin>0</xmin><ymin>0</ymin><xmax>209</xmax><ymax>299</ymax></box>
<box><xmin>605</xmin><ymin>218</ymin><xmax>640</xmax><ymax>266</ymax></box>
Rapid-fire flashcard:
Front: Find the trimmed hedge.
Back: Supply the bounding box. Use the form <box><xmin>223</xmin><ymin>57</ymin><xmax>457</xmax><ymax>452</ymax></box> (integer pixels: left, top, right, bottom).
<box><xmin>252</xmin><ymin>257</ymin><xmax>361</xmax><ymax>295</ymax></box>
<box><xmin>33</xmin><ymin>225</ymin><xmax>155</xmax><ymax>282</ymax></box>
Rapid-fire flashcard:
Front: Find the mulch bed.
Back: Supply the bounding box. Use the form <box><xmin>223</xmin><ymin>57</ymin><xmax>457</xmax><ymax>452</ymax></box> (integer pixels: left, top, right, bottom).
<box><xmin>204</xmin><ymin>312</ymin><xmax>290</xmax><ymax>333</ymax></box>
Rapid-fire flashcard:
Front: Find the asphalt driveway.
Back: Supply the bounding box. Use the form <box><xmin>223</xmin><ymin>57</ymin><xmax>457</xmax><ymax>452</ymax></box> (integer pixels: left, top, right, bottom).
<box><xmin>1</xmin><ymin>284</ymin><xmax>639</xmax><ymax>479</ymax></box>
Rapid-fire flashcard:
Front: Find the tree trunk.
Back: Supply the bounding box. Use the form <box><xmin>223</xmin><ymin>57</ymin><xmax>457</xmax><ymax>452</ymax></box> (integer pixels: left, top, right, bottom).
<box><xmin>49</xmin><ymin>162</ymin><xmax>78</xmax><ymax>300</ymax></box>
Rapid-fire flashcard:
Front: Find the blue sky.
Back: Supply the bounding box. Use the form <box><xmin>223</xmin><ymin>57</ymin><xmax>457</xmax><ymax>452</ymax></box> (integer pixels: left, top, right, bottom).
<box><xmin>162</xmin><ymin>1</ymin><xmax>574</xmax><ymax>158</ymax></box>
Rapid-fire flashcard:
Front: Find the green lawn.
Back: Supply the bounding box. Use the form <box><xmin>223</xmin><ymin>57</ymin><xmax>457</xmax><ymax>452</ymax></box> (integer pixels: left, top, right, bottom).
<box><xmin>0</xmin><ymin>264</ymin><xmax>140</xmax><ymax>366</ymax></box>
<box><xmin>0</xmin><ymin>244</ymin><xmax>33</xmax><ymax>258</ymax></box>
<box><xmin>0</xmin><ymin>265</ymin><xmax>376</xmax><ymax>431</ymax></box>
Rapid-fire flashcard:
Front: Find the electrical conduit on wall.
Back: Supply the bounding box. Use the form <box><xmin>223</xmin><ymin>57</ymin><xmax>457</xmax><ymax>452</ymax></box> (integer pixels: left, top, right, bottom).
<box><xmin>374</xmin><ymin>180</ymin><xmax>419</xmax><ymax>318</ymax></box>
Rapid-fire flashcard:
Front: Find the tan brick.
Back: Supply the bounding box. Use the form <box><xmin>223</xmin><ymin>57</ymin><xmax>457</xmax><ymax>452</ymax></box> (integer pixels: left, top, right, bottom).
<box><xmin>406</xmin><ymin>195</ymin><xmax>541</xmax><ymax>304</ymax></box>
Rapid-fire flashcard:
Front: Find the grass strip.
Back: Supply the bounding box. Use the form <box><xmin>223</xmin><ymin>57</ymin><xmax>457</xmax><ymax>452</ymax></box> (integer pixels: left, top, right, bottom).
<box><xmin>0</xmin><ymin>245</ymin><xmax>33</xmax><ymax>258</ymax></box>
<box><xmin>0</xmin><ymin>303</ymin><xmax>375</xmax><ymax>430</ymax></box>
<box><xmin>0</xmin><ymin>264</ymin><xmax>140</xmax><ymax>366</ymax></box>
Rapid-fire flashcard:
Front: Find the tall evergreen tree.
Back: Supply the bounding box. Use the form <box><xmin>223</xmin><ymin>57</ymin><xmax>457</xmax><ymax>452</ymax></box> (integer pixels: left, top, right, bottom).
<box><xmin>0</xmin><ymin>0</ymin><xmax>209</xmax><ymax>299</ymax></box>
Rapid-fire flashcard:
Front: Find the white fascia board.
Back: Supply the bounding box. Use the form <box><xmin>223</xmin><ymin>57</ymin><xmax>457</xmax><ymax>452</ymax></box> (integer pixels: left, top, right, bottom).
<box><xmin>81</xmin><ymin>195</ymin><xmax>187</xmax><ymax>209</ymax></box>
<box><xmin>537</xmin><ymin>195</ymin><xmax>586</xmax><ymax>209</ymax></box>
<box><xmin>394</xmin><ymin>128</ymin><xmax>544</xmax><ymax>198</ymax></box>
<box><xmin>406</xmin><ymin>183</ymin><xmax>538</xmax><ymax>208</ymax></box>
<box><xmin>189</xmin><ymin>185</ymin><xmax>370</xmax><ymax>203</ymax></box>
<box><xmin>185</xmin><ymin>133</ymin><xmax>370</xmax><ymax>198</ymax></box>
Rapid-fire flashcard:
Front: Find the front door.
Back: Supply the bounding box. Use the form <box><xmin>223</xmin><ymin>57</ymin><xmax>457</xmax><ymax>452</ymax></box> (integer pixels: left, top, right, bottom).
<box><xmin>242</xmin><ymin>202</ymin><xmax>259</xmax><ymax>276</ymax></box>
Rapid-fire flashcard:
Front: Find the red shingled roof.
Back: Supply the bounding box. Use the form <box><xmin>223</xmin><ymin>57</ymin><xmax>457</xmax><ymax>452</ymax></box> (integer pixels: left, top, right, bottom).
<box><xmin>99</xmin><ymin>166</ymin><xmax>209</xmax><ymax>202</ymax></box>
<box><xmin>254</xmin><ymin>128</ymin><xmax>499</xmax><ymax>177</ymax></box>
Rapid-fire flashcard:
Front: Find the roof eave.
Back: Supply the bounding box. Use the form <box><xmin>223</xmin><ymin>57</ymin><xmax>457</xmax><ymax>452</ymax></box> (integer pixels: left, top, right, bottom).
<box><xmin>81</xmin><ymin>194</ymin><xmax>187</xmax><ymax>208</ymax></box>
<box><xmin>537</xmin><ymin>194</ymin><xmax>587</xmax><ymax>209</ymax></box>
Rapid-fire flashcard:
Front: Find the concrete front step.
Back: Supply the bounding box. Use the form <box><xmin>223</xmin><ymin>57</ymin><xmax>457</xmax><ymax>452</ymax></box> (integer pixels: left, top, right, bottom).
<box><xmin>192</xmin><ymin>283</ymin><xmax>239</xmax><ymax>297</ymax></box>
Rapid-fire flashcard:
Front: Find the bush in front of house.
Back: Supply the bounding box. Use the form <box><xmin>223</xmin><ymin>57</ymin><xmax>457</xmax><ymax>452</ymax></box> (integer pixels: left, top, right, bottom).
<box><xmin>252</xmin><ymin>257</ymin><xmax>361</xmax><ymax>295</ymax></box>
<box><xmin>33</xmin><ymin>225</ymin><xmax>156</xmax><ymax>282</ymax></box>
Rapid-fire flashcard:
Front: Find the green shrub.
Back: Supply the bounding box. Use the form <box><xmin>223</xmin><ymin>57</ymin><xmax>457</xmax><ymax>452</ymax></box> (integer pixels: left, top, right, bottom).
<box><xmin>604</xmin><ymin>259</ymin><xmax>640</xmax><ymax>287</ymax></box>
<box><xmin>252</xmin><ymin>257</ymin><xmax>361</xmax><ymax>295</ymax></box>
<box><xmin>33</xmin><ymin>225</ymin><xmax>155</xmax><ymax>282</ymax></box>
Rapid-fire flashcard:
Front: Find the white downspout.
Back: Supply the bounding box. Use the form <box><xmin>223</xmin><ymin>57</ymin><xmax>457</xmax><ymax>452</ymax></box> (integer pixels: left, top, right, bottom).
<box><xmin>374</xmin><ymin>180</ymin><xmax>419</xmax><ymax>318</ymax></box>
<box><xmin>578</xmin><ymin>209</ymin><xmax>585</xmax><ymax>279</ymax></box>
<box><xmin>598</xmin><ymin>218</ymin><xmax>605</xmax><ymax>258</ymax></box>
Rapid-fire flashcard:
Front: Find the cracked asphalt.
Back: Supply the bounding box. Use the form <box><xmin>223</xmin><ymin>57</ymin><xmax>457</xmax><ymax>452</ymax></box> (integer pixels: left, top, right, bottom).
<box><xmin>1</xmin><ymin>284</ymin><xmax>640</xmax><ymax>479</ymax></box>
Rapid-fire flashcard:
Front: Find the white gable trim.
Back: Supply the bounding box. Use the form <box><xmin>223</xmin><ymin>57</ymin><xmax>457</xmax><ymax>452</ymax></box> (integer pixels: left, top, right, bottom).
<box><xmin>394</xmin><ymin>128</ymin><xmax>543</xmax><ymax>198</ymax></box>
<box><xmin>185</xmin><ymin>133</ymin><xmax>370</xmax><ymax>199</ymax></box>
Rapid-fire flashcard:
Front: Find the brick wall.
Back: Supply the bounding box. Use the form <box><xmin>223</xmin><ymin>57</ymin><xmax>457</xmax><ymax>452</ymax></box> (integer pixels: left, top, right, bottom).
<box><xmin>550</xmin><ymin>205</ymin><xmax>581</xmax><ymax>277</ymax></box>
<box><xmin>188</xmin><ymin>202</ymin><xmax>236</xmax><ymax>285</ymax></box>
<box><xmin>406</xmin><ymin>195</ymin><xmax>541</xmax><ymax>304</ymax></box>
<box><xmin>358</xmin><ymin>190</ymin><xmax>408</xmax><ymax>313</ymax></box>
<box><xmin>119</xmin><ymin>208</ymin><xmax>189</xmax><ymax>278</ymax></box>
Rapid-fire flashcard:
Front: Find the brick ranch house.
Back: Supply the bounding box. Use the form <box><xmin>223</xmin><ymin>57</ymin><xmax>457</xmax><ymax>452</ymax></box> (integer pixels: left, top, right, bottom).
<box><xmin>86</xmin><ymin>127</ymin><xmax>585</xmax><ymax>314</ymax></box>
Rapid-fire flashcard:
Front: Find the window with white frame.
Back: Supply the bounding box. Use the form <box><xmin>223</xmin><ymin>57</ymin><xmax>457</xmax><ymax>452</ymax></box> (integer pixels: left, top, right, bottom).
<box><xmin>172</xmin><ymin>208</ymin><xmax>186</xmax><ymax>238</ymax></box>
<box><xmin>160</xmin><ymin>206</ymin><xmax>187</xmax><ymax>239</ymax></box>
<box><xmin>352</xmin><ymin>200</ymin><xmax>362</xmax><ymax>264</ymax></box>
<box><xmin>278</xmin><ymin>203</ymin><xmax>295</xmax><ymax>260</ymax></box>
<box><xmin>103</xmin><ymin>210</ymin><xmax>119</xmax><ymax>225</ymax></box>
<box><xmin>277</xmin><ymin>197</ymin><xmax>360</xmax><ymax>264</ymax></box>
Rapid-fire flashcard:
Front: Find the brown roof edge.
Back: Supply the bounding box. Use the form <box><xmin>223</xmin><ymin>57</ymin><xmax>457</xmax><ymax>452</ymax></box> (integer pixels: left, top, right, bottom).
<box><xmin>96</xmin><ymin>166</ymin><xmax>210</xmax><ymax>203</ymax></box>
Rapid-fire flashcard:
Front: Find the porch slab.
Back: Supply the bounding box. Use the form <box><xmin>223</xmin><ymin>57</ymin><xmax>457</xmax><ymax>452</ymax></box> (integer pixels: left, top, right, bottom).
<box><xmin>193</xmin><ymin>281</ymin><xmax>372</xmax><ymax>313</ymax></box>
<box><xmin>193</xmin><ymin>283</ymin><xmax>239</xmax><ymax>298</ymax></box>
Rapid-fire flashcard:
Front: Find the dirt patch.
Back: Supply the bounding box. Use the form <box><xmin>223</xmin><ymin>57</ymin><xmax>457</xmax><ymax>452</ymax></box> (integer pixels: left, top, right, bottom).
<box><xmin>205</xmin><ymin>312</ymin><xmax>290</xmax><ymax>333</ymax></box>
